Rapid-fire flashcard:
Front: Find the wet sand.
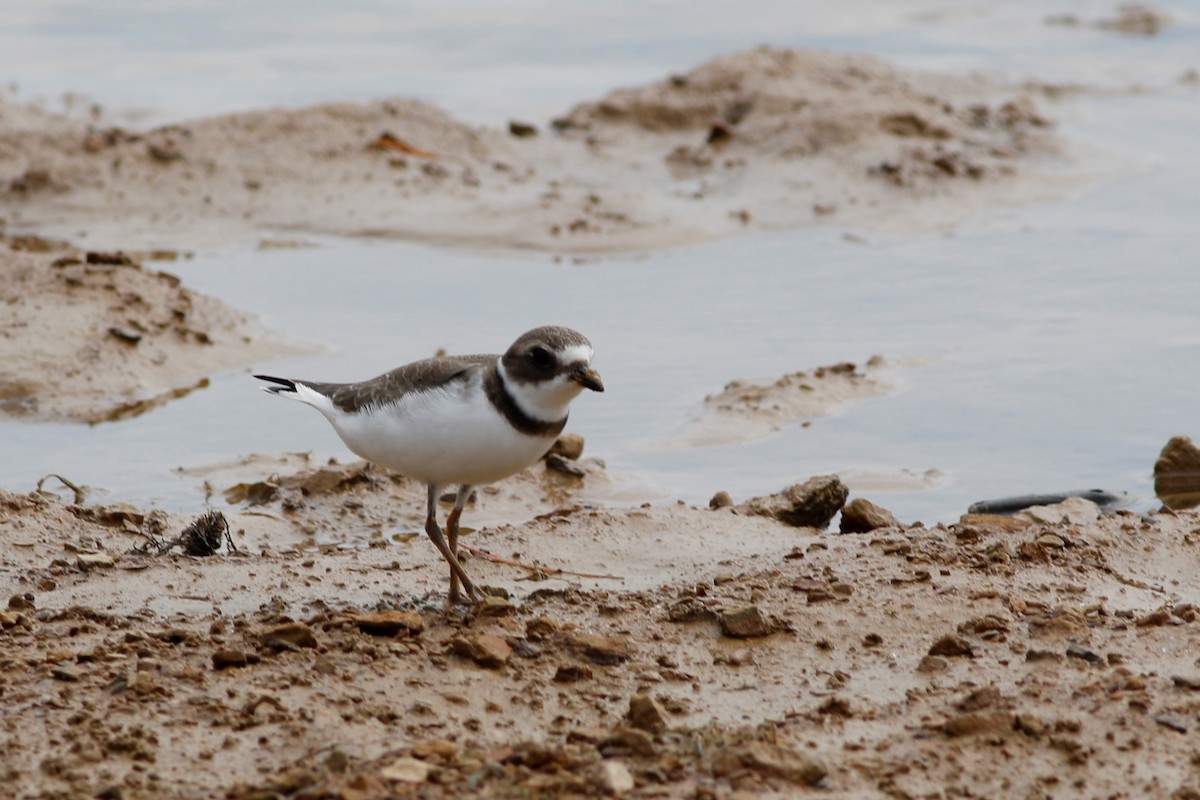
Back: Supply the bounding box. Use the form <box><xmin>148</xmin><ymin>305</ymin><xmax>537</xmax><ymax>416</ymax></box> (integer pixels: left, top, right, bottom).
<box><xmin>3</xmin><ymin>46</ymin><xmax>1199</xmax><ymax>799</ymax></box>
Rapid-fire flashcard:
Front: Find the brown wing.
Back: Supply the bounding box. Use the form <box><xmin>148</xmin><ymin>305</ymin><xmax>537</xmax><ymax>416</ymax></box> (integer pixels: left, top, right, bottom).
<box><xmin>302</xmin><ymin>354</ymin><xmax>495</xmax><ymax>413</ymax></box>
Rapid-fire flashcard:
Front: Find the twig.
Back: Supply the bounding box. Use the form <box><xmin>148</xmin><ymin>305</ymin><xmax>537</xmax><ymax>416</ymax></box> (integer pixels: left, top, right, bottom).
<box><xmin>36</xmin><ymin>474</ymin><xmax>86</xmax><ymax>505</ymax></box>
<box><xmin>458</xmin><ymin>543</ymin><xmax>622</xmax><ymax>581</ymax></box>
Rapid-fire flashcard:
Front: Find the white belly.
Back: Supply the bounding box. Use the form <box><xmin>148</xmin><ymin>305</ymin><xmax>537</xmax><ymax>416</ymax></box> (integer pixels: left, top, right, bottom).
<box><xmin>322</xmin><ymin>381</ymin><xmax>556</xmax><ymax>488</ymax></box>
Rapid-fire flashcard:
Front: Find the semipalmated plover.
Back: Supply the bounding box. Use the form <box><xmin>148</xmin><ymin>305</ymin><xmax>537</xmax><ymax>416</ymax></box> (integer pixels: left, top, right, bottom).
<box><xmin>255</xmin><ymin>326</ymin><xmax>603</xmax><ymax>603</ymax></box>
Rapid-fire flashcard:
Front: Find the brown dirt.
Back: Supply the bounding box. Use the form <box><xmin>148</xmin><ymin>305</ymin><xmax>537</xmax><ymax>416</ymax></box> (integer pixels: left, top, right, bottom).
<box><xmin>2</xmin><ymin>48</ymin><xmax>1070</xmax><ymax>255</ymax></box>
<box><xmin>2</xmin><ymin>45</ymin><xmax>1190</xmax><ymax>800</ymax></box>
<box><xmin>3</xmin><ymin>474</ymin><xmax>1200</xmax><ymax>799</ymax></box>
<box><xmin>0</xmin><ymin>238</ymin><xmax>303</xmax><ymax>423</ymax></box>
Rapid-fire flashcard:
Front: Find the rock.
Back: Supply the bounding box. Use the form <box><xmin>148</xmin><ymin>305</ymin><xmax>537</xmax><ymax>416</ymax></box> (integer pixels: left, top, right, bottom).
<box><xmin>379</xmin><ymin>757</ymin><xmax>431</xmax><ymax>783</ymax></box>
<box><xmin>51</xmin><ymin>665</ymin><xmax>81</xmax><ymax>682</ymax></box>
<box><xmin>667</xmin><ymin>598</ymin><xmax>718</xmax><ymax>623</ymax></box>
<box><xmin>351</xmin><ymin>610</ymin><xmax>425</xmax><ymax>636</ymax></box>
<box><xmin>259</xmin><ymin>622</ymin><xmax>318</xmax><ymax>650</ymax></box>
<box><xmin>0</xmin><ymin>610</ymin><xmax>31</xmax><ymax>629</ymax></box>
<box><xmin>942</xmin><ymin>710</ymin><xmax>1016</xmax><ymax>738</ymax></box>
<box><xmin>212</xmin><ymin>649</ymin><xmax>255</xmax><ymax>670</ymax></box>
<box><xmin>839</xmin><ymin>498</ymin><xmax>899</xmax><ymax>533</ymax></box>
<box><xmin>1014</xmin><ymin>497</ymin><xmax>1100</xmax><ymax>525</ymax></box>
<box><xmin>714</xmin><ymin>741</ymin><xmax>827</xmax><ymax>786</ymax></box>
<box><xmin>709</xmin><ymin>490</ymin><xmax>734</xmax><ymax>509</ymax></box>
<box><xmin>450</xmin><ymin>633</ymin><xmax>511</xmax><ymax>668</ymax></box>
<box><xmin>719</xmin><ymin>605</ymin><xmax>773</xmax><ymax>638</ymax></box>
<box><xmin>603</xmin><ymin>726</ymin><xmax>657</xmax><ymax>756</ymax></box>
<box><xmin>917</xmin><ymin>655</ymin><xmax>948</xmax><ymax>673</ymax></box>
<box><xmin>740</xmin><ymin>474</ymin><xmax>848</xmax><ymax>528</ymax></box>
<box><xmin>625</xmin><ymin>694</ymin><xmax>670</xmax><ymax>733</ymax></box>
<box><xmin>525</xmin><ymin>616</ymin><xmax>559</xmax><ymax>640</ymax></box>
<box><xmin>1065</xmin><ymin>644</ymin><xmax>1102</xmax><ymax>664</ymax></box>
<box><xmin>411</xmin><ymin>739</ymin><xmax>457</xmax><ymax>759</ymax></box>
<box><xmin>8</xmin><ymin>594</ymin><xmax>35</xmax><ymax>611</ymax></box>
<box><xmin>594</xmin><ymin>760</ymin><xmax>635</xmax><ymax>795</ymax></box>
<box><xmin>76</xmin><ymin>552</ymin><xmax>115</xmax><ymax>570</ymax></box>
<box><xmin>1154</xmin><ymin>435</ymin><xmax>1200</xmax><ymax>510</ymax></box>
<box><xmin>548</xmin><ymin>433</ymin><xmax>585</xmax><ymax>460</ymax></box>
<box><xmin>554</xmin><ymin>664</ymin><xmax>594</xmax><ymax>683</ymax></box>
<box><xmin>475</xmin><ymin>595</ymin><xmax>512</xmax><ymax>617</ymax></box>
<box><xmin>545</xmin><ymin>453</ymin><xmax>586</xmax><ymax>476</ymax></box>
<box><xmin>928</xmin><ymin>634</ymin><xmax>974</xmax><ymax>658</ymax></box>
<box><xmin>567</xmin><ymin>633</ymin><xmax>630</xmax><ymax>665</ymax></box>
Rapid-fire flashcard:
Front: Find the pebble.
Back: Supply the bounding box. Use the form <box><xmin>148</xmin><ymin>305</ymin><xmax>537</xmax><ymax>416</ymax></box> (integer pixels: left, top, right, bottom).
<box><xmin>713</xmin><ymin>741</ymin><xmax>827</xmax><ymax>786</ymax></box>
<box><xmin>8</xmin><ymin>594</ymin><xmax>35</xmax><ymax>611</ymax></box>
<box><xmin>719</xmin><ymin>605</ymin><xmax>773</xmax><ymax>638</ymax></box>
<box><xmin>258</xmin><ymin>622</ymin><xmax>318</xmax><ymax>650</ymax></box>
<box><xmin>928</xmin><ymin>634</ymin><xmax>973</xmax><ymax>658</ymax></box>
<box><xmin>379</xmin><ymin>757</ymin><xmax>431</xmax><ymax>783</ymax></box>
<box><xmin>917</xmin><ymin>655</ymin><xmax>948</xmax><ymax>673</ymax></box>
<box><xmin>942</xmin><ymin>710</ymin><xmax>1016</xmax><ymax>738</ymax></box>
<box><xmin>76</xmin><ymin>552</ymin><xmax>115</xmax><ymax>570</ymax></box>
<box><xmin>567</xmin><ymin>633</ymin><xmax>630</xmax><ymax>665</ymax></box>
<box><xmin>595</xmin><ymin>760</ymin><xmax>635</xmax><ymax>795</ymax></box>
<box><xmin>625</xmin><ymin>693</ymin><xmax>670</xmax><ymax>733</ymax></box>
<box><xmin>554</xmin><ymin>664</ymin><xmax>593</xmax><ymax>683</ymax></box>
<box><xmin>211</xmin><ymin>649</ymin><xmax>254</xmax><ymax>671</ymax></box>
<box><xmin>351</xmin><ymin>610</ymin><xmax>425</xmax><ymax>636</ymax></box>
<box><xmin>450</xmin><ymin>633</ymin><xmax>511</xmax><ymax>668</ymax></box>
<box><xmin>51</xmin><ymin>665</ymin><xmax>81</xmax><ymax>682</ymax></box>
<box><xmin>475</xmin><ymin>596</ymin><xmax>511</xmax><ymax>617</ymax></box>
<box><xmin>839</xmin><ymin>498</ymin><xmax>900</xmax><ymax>533</ymax></box>
<box><xmin>740</xmin><ymin>474</ymin><xmax>848</xmax><ymax>528</ymax></box>
<box><xmin>548</xmin><ymin>433</ymin><xmax>585</xmax><ymax>460</ymax></box>
<box><xmin>709</xmin><ymin>491</ymin><xmax>733</xmax><ymax>509</ymax></box>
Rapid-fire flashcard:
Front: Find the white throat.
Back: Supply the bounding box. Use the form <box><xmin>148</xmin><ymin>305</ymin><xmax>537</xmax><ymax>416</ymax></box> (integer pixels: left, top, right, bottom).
<box><xmin>497</xmin><ymin>358</ymin><xmax>583</xmax><ymax>422</ymax></box>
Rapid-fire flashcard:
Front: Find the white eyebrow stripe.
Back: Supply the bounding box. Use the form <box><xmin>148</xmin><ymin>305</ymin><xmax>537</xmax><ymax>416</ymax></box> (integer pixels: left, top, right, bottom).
<box><xmin>559</xmin><ymin>344</ymin><xmax>594</xmax><ymax>365</ymax></box>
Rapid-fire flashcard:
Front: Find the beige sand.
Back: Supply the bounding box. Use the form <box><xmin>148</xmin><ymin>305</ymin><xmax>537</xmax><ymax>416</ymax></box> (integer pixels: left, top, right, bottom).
<box><xmin>3</xmin><ymin>46</ymin><xmax>1194</xmax><ymax>800</ymax></box>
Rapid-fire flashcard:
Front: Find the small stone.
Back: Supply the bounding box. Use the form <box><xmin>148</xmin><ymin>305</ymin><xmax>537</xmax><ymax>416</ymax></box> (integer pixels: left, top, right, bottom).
<box><xmin>1065</xmin><ymin>644</ymin><xmax>1102</xmax><ymax>664</ymax></box>
<box><xmin>525</xmin><ymin>616</ymin><xmax>559</xmax><ymax>640</ymax></box>
<box><xmin>1035</xmin><ymin>533</ymin><xmax>1067</xmax><ymax>549</ymax></box>
<box><xmin>714</xmin><ymin>741</ymin><xmax>827</xmax><ymax>786</ymax></box>
<box><xmin>554</xmin><ymin>664</ymin><xmax>594</xmax><ymax>683</ymax></box>
<box><xmin>76</xmin><ymin>553</ymin><xmax>115</xmax><ymax>570</ymax></box>
<box><xmin>411</xmin><ymin>739</ymin><xmax>457</xmax><ymax>759</ymax></box>
<box><xmin>451</xmin><ymin>633</ymin><xmax>511</xmax><ymax>668</ymax></box>
<box><xmin>508</xmin><ymin>120</ymin><xmax>539</xmax><ymax>138</ymax></box>
<box><xmin>740</xmin><ymin>474</ymin><xmax>848</xmax><ymax>528</ymax></box>
<box><xmin>1172</xmin><ymin>675</ymin><xmax>1200</xmax><ymax>691</ymax></box>
<box><xmin>567</xmin><ymin>633</ymin><xmax>630</xmax><ymax>665</ymax></box>
<box><xmin>928</xmin><ymin>634</ymin><xmax>973</xmax><ymax>658</ymax></box>
<box><xmin>51</xmin><ymin>666</ymin><xmax>81</xmax><ymax>682</ymax></box>
<box><xmin>8</xmin><ymin>594</ymin><xmax>35</xmax><ymax>611</ymax></box>
<box><xmin>625</xmin><ymin>694</ymin><xmax>670</xmax><ymax>733</ymax></box>
<box><xmin>1154</xmin><ymin>435</ymin><xmax>1200</xmax><ymax>510</ymax></box>
<box><xmin>719</xmin><ymin>605</ymin><xmax>773</xmax><ymax>638</ymax></box>
<box><xmin>259</xmin><ymin>622</ymin><xmax>318</xmax><ymax>650</ymax></box>
<box><xmin>839</xmin><ymin>498</ymin><xmax>900</xmax><ymax>533</ymax></box>
<box><xmin>548</xmin><ymin>433</ymin><xmax>585</xmax><ymax>460</ymax></box>
<box><xmin>475</xmin><ymin>595</ymin><xmax>511</xmax><ymax>617</ymax></box>
<box><xmin>709</xmin><ymin>491</ymin><xmax>734</xmax><ymax>509</ymax></box>
<box><xmin>942</xmin><ymin>711</ymin><xmax>1016</xmax><ymax>738</ymax></box>
<box><xmin>380</xmin><ymin>757</ymin><xmax>431</xmax><ymax>783</ymax></box>
<box><xmin>212</xmin><ymin>649</ymin><xmax>253</xmax><ymax>671</ymax></box>
<box><xmin>595</xmin><ymin>760</ymin><xmax>635</xmax><ymax>795</ymax></box>
<box><xmin>351</xmin><ymin>611</ymin><xmax>424</xmax><ymax>636</ymax></box>
<box><xmin>545</xmin><ymin>453</ymin><xmax>586</xmax><ymax>476</ymax></box>
<box><xmin>603</xmin><ymin>726</ymin><xmax>657</xmax><ymax>756</ymax></box>
<box><xmin>917</xmin><ymin>655</ymin><xmax>948</xmax><ymax>673</ymax></box>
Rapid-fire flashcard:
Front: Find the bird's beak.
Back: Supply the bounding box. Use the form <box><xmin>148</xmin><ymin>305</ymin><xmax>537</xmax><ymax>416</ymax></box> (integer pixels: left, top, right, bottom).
<box><xmin>570</xmin><ymin>365</ymin><xmax>605</xmax><ymax>392</ymax></box>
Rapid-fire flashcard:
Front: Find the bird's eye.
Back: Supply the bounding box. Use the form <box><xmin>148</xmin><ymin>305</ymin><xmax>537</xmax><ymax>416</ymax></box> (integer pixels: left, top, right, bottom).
<box><xmin>528</xmin><ymin>346</ymin><xmax>553</xmax><ymax>368</ymax></box>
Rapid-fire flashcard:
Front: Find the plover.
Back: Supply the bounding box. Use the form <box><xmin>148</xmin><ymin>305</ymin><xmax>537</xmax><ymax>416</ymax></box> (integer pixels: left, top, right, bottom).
<box><xmin>255</xmin><ymin>326</ymin><xmax>603</xmax><ymax>603</ymax></box>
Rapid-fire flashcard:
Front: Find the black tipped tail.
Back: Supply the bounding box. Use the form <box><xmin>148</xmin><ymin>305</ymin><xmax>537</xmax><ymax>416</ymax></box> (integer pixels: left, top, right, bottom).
<box><xmin>255</xmin><ymin>374</ymin><xmax>298</xmax><ymax>395</ymax></box>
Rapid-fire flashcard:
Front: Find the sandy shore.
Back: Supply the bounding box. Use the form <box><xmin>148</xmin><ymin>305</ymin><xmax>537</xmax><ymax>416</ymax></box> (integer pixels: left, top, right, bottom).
<box><xmin>3</xmin><ymin>46</ymin><xmax>1198</xmax><ymax>800</ymax></box>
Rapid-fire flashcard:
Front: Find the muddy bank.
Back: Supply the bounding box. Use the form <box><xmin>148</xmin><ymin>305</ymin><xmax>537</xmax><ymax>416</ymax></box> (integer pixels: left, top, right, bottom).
<box><xmin>3</xmin><ymin>477</ymin><xmax>1200</xmax><ymax>798</ymax></box>
<box><xmin>2</xmin><ymin>47</ymin><xmax>1067</xmax><ymax>254</ymax></box>
<box><xmin>0</xmin><ymin>239</ymin><xmax>302</xmax><ymax>423</ymax></box>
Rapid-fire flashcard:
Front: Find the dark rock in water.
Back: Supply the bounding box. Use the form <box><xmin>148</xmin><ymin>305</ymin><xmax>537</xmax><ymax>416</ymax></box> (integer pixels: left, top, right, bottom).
<box><xmin>967</xmin><ymin>488</ymin><xmax>1126</xmax><ymax>516</ymax></box>
<box><xmin>740</xmin><ymin>474</ymin><xmax>848</xmax><ymax>528</ymax></box>
<box><xmin>839</xmin><ymin>498</ymin><xmax>899</xmax><ymax>533</ymax></box>
<box><xmin>1154</xmin><ymin>435</ymin><xmax>1200</xmax><ymax>510</ymax></box>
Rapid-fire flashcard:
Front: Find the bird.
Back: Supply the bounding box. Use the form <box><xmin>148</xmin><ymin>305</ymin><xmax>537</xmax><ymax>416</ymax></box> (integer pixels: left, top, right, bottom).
<box><xmin>254</xmin><ymin>326</ymin><xmax>603</xmax><ymax>603</ymax></box>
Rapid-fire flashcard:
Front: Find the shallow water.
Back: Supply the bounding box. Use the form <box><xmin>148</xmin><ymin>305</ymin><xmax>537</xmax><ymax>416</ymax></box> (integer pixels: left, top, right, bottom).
<box><xmin>2</xmin><ymin>2</ymin><xmax>1198</xmax><ymax>524</ymax></box>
